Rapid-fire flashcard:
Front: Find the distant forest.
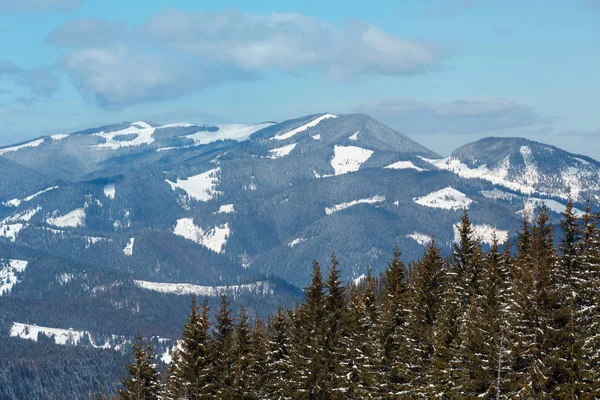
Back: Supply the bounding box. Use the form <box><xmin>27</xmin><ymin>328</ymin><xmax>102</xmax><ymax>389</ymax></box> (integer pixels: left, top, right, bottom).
<box><xmin>102</xmin><ymin>201</ymin><xmax>599</xmax><ymax>399</ymax></box>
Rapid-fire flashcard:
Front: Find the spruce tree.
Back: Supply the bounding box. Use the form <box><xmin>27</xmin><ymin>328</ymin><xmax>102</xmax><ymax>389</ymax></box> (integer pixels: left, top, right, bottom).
<box><xmin>208</xmin><ymin>294</ymin><xmax>236</xmax><ymax>398</ymax></box>
<box><xmin>265</xmin><ymin>309</ymin><xmax>294</xmax><ymax>400</ymax></box>
<box><xmin>232</xmin><ymin>307</ymin><xmax>252</xmax><ymax>400</ymax></box>
<box><xmin>395</xmin><ymin>239</ymin><xmax>445</xmax><ymax>396</ymax></box>
<box><xmin>118</xmin><ymin>334</ymin><xmax>161</xmax><ymax>400</ymax></box>
<box><xmin>165</xmin><ymin>296</ymin><xmax>211</xmax><ymax>400</ymax></box>
<box><xmin>323</xmin><ymin>254</ymin><xmax>346</xmax><ymax>396</ymax></box>
<box><xmin>247</xmin><ymin>318</ymin><xmax>268</xmax><ymax>399</ymax></box>
<box><xmin>579</xmin><ymin>204</ymin><xmax>600</xmax><ymax>394</ymax></box>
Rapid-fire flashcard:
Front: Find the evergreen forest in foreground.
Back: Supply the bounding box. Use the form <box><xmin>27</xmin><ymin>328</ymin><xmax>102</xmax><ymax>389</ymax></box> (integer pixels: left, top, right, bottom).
<box><xmin>105</xmin><ymin>201</ymin><xmax>599</xmax><ymax>399</ymax></box>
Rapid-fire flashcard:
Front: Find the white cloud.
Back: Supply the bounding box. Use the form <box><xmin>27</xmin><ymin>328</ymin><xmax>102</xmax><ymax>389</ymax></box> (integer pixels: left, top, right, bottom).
<box><xmin>49</xmin><ymin>9</ymin><xmax>449</xmax><ymax>107</ymax></box>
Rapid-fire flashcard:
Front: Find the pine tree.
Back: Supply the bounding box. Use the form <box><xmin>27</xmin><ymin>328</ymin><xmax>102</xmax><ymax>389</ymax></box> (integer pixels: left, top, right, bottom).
<box><xmin>544</xmin><ymin>199</ymin><xmax>588</xmax><ymax>398</ymax></box>
<box><xmin>118</xmin><ymin>334</ymin><xmax>162</xmax><ymax>400</ymax></box>
<box><xmin>265</xmin><ymin>309</ymin><xmax>294</xmax><ymax>400</ymax></box>
<box><xmin>232</xmin><ymin>307</ymin><xmax>252</xmax><ymax>400</ymax></box>
<box><xmin>165</xmin><ymin>297</ymin><xmax>211</xmax><ymax>400</ymax></box>
<box><xmin>323</xmin><ymin>254</ymin><xmax>346</xmax><ymax>397</ymax></box>
<box><xmin>378</xmin><ymin>246</ymin><xmax>409</xmax><ymax>390</ymax></box>
<box><xmin>395</xmin><ymin>239</ymin><xmax>445</xmax><ymax>396</ymax></box>
<box><xmin>208</xmin><ymin>294</ymin><xmax>236</xmax><ymax>398</ymax></box>
<box><xmin>430</xmin><ymin>267</ymin><xmax>462</xmax><ymax>399</ymax></box>
<box><xmin>579</xmin><ymin>203</ymin><xmax>600</xmax><ymax>394</ymax></box>
<box><xmin>289</xmin><ymin>260</ymin><xmax>327</xmax><ymax>399</ymax></box>
<box><xmin>247</xmin><ymin>318</ymin><xmax>268</xmax><ymax>399</ymax></box>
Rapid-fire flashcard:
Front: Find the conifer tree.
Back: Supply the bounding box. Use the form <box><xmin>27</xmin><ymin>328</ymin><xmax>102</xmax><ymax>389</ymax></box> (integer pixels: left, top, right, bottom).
<box><xmin>247</xmin><ymin>318</ymin><xmax>268</xmax><ymax>399</ymax></box>
<box><xmin>165</xmin><ymin>297</ymin><xmax>211</xmax><ymax>400</ymax></box>
<box><xmin>395</xmin><ymin>239</ymin><xmax>444</xmax><ymax>396</ymax></box>
<box><xmin>208</xmin><ymin>294</ymin><xmax>236</xmax><ymax>398</ymax></box>
<box><xmin>265</xmin><ymin>309</ymin><xmax>294</xmax><ymax>400</ymax></box>
<box><xmin>232</xmin><ymin>307</ymin><xmax>252</xmax><ymax>400</ymax></box>
<box><xmin>323</xmin><ymin>254</ymin><xmax>346</xmax><ymax>396</ymax></box>
<box><xmin>118</xmin><ymin>334</ymin><xmax>161</xmax><ymax>400</ymax></box>
<box><xmin>378</xmin><ymin>246</ymin><xmax>409</xmax><ymax>390</ymax></box>
<box><xmin>579</xmin><ymin>204</ymin><xmax>600</xmax><ymax>394</ymax></box>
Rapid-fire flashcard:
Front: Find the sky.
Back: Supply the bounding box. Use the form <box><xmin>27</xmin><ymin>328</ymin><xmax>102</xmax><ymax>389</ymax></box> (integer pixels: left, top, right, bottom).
<box><xmin>0</xmin><ymin>0</ymin><xmax>599</xmax><ymax>158</ymax></box>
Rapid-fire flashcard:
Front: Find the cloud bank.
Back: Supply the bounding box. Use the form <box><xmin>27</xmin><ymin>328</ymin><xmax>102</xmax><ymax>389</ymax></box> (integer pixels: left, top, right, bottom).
<box><xmin>48</xmin><ymin>9</ymin><xmax>450</xmax><ymax>108</ymax></box>
<box><xmin>357</xmin><ymin>98</ymin><xmax>542</xmax><ymax>134</ymax></box>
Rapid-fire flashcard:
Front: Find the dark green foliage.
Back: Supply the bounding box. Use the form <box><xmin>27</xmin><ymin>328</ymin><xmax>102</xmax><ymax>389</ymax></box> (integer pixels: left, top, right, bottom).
<box><xmin>118</xmin><ymin>335</ymin><xmax>161</xmax><ymax>400</ymax></box>
<box><xmin>112</xmin><ymin>208</ymin><xmax>600</xmax><ymax>399</ymax></box>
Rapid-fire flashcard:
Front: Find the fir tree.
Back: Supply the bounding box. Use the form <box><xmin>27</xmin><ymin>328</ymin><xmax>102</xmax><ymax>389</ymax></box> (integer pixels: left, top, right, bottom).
<box><xmin>247</xmin><ymin>318</ymin><xmax>268</xmax><ymax>399</ymax></box>
<box><xmin>118</xmin><ymin>334</ymin><xmax>161</xmax><ymax>400</ymax></box>
<box><xmin>232</xmin><ymin>307</ymin><xmax>252</xmax><ymax>400</ymax></box>
<box><xmin>265</xmin><ymin>309</ymin><xmax>294</xmax><ymax>400</ymax></box>
<box><xmin>165</xmin><ymin>297</ymin><xmax>211</xmax><ymax>400</ymax></box>
<box><xmin>208</xmin><ymin>294</ymin><xmax>236</xmax><ymax>398</ymax></box>
<box><xmin>323</xmin><ymin>254</ymin><xmax>346</xmax><ymax>396</ymax></box>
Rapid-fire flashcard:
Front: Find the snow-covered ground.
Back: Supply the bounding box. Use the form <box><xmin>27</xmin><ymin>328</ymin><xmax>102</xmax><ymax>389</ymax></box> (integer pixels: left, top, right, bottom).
<box><xmin>1</xmin><ymin>206</ymin><xmax>41</xmax><ymax>224</ymax></box>
<box><xmin>385</xmin><ymin>160</ymin><xmax>425</xmax><ymax>172</ymax></box>
<box><xmin>414</xmin><ymin>187</ymin><xmax>473</xmax><ymax>211</ymax></box>
<box><xmin>185</xmin><ymin>123</ymin><xmax>274</xmax><ymax>145</ymax></box>
<box><xmin>0</xmin><ymin>259</ymin><xmax>28</xmax><ymax>296</ymax></box>
<box><xmin>3</xmin><ymin>186</ymin><xmax>58</xmax><ymax>207</ymax></box>
<box><xmin>173</xmin><ymin>218</ymin><xmax>230</xmax><ymax>253</ymax></box>
<box><xmin>123</xmin><ymin>238</ymin><xmax>134</xmax><ymax>256</ymax></box>
<box><xmin>326</xmin><ymin>145</ymin><xmax>373</xmax><ymax>176</ymax></box>
<box><xmin>133</xmin><ymin>280</ymin><xmax>274</xmax><ymax>297</ymax></box>
<box><xmin>103</xmin><ymin>184</ymin><xmax>116</xmax><ymax>199</ymax></box>
<box><xmin>325</xmin><ymin>195</ymin><xmax>385</xmax><ymax>215</ymax></box>
<box><xmin>215</xmin><ymin>204</ymin><xmax>235</xmax><ymax>214</ymax></box>
<box><xmin>272</xmin><ymin>114</ymin><xmax>337</xmax><ymax>141</ymax></box>
<box><xmin>453</xmin><ymin>223</ymin><xmax>509</xmax><ymax>245</ymax></box>
<box><xmin>267</xmin><ymin>143</ymin><xmax>297</xmax><ymax>159</ymax></box>
<box><xmin>50</xmin><ymin>134</ymin><xmax>69</xmax><ymax>141</ymax></box>
<box><xmin>92</xmin><ymin>122</ymin><xmax>156</xmax><ymax>149</ymax></box>
<box><xmin>480</xmin><ymin>188</ymin><xmax>519</xmax><ymax>201</ymax></box>
<box><xmin>349</xmin><ymin>131</ymin><xmax>359</xmax><ymax>141</ymax></box>
<box><xmin>287</xmin><ymin>237</ymin><xmax>306</xmax><ymax>248</ymax></box>
<box><xmin>0</xmin><ymin>138</ymin><xmax>45</xmax><ymax>155</ymax></box>
<box><xmin>421</xmin><ymin>156</ymin><xmax>536</xmax><ymax>195</ymax></box>
<box><xmin>519</xmin><ymin>197</ymin><xmax>585</xmax><ymax>220</ymax></box>
<box><xmin>166</xmin><ymin>168</ymin><xmax>222</xmax><ymax>202</ymax></box>
<box><xmin>406</xmin><ymin>232</ymin><xmax>432</xmax><ymax>245</ymax></box>
<box><xmin>47</xmin><ymin>208</ymin><xmax>86</xmax><ymax>228</ymax></box>
<box><xmin>0</xmin><ymin>223</ymin><xmax>25</xmax><ymax>242</ymax></box>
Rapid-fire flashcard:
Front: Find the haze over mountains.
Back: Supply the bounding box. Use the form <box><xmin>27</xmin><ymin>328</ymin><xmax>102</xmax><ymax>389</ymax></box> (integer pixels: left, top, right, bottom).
<box><xmin>1</xmin><ymin>112</ymin><xmax>599</xmax><ymax>396</ymax></box>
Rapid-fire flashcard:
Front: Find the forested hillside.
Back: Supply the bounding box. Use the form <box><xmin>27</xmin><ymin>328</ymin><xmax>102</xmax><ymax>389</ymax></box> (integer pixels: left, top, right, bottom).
<box><xmin>107</xmin><ymin>201</ymin><xmax>599</xmax><ymax>399</ymax></box>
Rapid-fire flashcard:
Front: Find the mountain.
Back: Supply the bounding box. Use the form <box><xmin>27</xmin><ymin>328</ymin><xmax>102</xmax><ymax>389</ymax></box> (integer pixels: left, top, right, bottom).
<box><xmin>0</xmin><ymin>112</ymin><xmax>598</xmax><ymax>398</ymax></box>
<box><xmin>425</xmin><ymin>137</ymin><xmax>600</xmax><ymax>203</ymax></box>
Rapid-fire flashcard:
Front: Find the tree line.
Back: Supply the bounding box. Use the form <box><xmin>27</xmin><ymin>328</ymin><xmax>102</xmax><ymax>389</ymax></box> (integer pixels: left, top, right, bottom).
<box><xmin>110</xmin><ymin>201</ymin><xmax>599</xmax><ymax>399</ymax></box>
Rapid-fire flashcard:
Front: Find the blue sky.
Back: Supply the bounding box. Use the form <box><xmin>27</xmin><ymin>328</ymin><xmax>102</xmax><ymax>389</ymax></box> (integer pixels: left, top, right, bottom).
<box><xmin>0</xmin><ymin>0</ymin><xmax>599</xmax><ymax>157</ymax></box>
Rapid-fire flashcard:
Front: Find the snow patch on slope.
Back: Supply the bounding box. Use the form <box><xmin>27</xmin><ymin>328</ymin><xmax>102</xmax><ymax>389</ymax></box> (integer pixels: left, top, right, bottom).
<box><xmin>215</xmin><ymin>204</ymin><xmax>234</xmax><ymax>214</ymax></box>
<box><xmin>47</xmin><ymin>208</ymin><xmax>86</xmax><ymax>228</ymax></box>
<box><xmin>453</xmin><ymin>224</ymin><xmax>509</xmax><ymax>245</ymax></box>
<box><xmin>3</xmin><ymin>186</ymin><xmax>58</xmax><ymax>208</ymax></box>
<box><xmin>103</xmin><ymin>184</ymin><xmax>116</xmax><ymax>199</ymax></box>
<box><xmin>385</xmin><ymin>160</ymin><xmax>425</xmax><ymax>172</ymax></box>
<box><xmin>288</xmin><ymin>237</ymin><xmax>306</xmax><ymax>248</ymax></box>
<box><xmin>123</xmin><ymin>238</ymin><xmax>134</xmax><ymax>256</ymax></box>
<box><xmin>166</xmin><ymin>168</ymin><xmax>222</xmax><ymax>202</ymax></box>
<box><xmin>325</xmin><ymin>195</ymin><xmax>385</xmax><ymax>215</ymax></box>
<box><xmin>519</xmin><ymin>198</ymin><xmax>585</xmax><ymax>220</ymax></box>
<box><xmin>0</xmin><ymin>138</ymin><xmax>44</xmax><ymax>155</ymax></box>
<box><xmin>133</xmin><ymin>280</ymin><xmax>274</xmax><ymax>297</ymax></box>
<box><xmin>51</xmin><ymin>134</ymin><xmax>69</xmax><ymax>141</ymax></box>
<box><xmin>480</xmin><ymin>188</ymin><xmax>519</xmax><ymax>201</ymax></box>
<box><xmin>0</xmin><ymin>223</ymin><xmax>25</xmax><ymax>241</ymax></box>
<box><xmin>272</xmin><ymin>114</ymin><xmax>337</xmax><ymax>141</ymax></box>
<box><xmin>327</xmin><ymin>145</ymin><xmax>373</xmax><ymax>176</ymax></box>
<box><xmin>186</xmin><ymin>123</ymin><xmax>274</xmax><ymax>145</ymax></box>
<box><xmin>92</xmin><ymin>123</ymin><xmax>156</xmax><ymax>149</ymax></box>
<box><xmin>2</xmin><ymin>206</ymin><xmax>41</xmax><ymax>224</ymax></box>
<box><xmin>422</xmin><ymin>156</ymin><xmax>536</xmax><ymax>195</ymax></box>
<box><xmin>414</xmin><ymin>187</ymin><xmax>473</xmax><ymax>211</ymax></box>
<box><xmin>267</xmin><ymin>143</ymin><xmax>297</xmax><ymax>159</ymax></box>
<box><xmin>349</xmin><ymin>131</ymin><xmax>359</xmax><ymax>141</ymax></box>
<box><xmin>406</xmin><ymin>233</ymin><xmax>432</xmax><ymax>246</ymax></box>
<box><xmin>0</xmin><ymin>259</ymin><xmax>28</xmax><ymax>296</ymax></box>
<box><xmin>173</xmin><ymin>218</ymin><xmax>230</xmax><ymax>253</ymax></box>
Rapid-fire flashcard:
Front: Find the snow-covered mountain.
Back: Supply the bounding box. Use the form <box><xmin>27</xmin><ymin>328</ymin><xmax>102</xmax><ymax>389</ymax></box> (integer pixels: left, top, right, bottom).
<box><xmin>423</xmin><ymin>137</ymin><xmax>600</xmax><ymax>203</ymax></box>
<box><xmin>0</xmin><ymin>113</ymin><xmax>597</xmax><ymax>380</ymax></box>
